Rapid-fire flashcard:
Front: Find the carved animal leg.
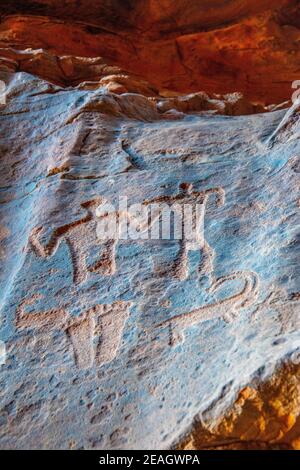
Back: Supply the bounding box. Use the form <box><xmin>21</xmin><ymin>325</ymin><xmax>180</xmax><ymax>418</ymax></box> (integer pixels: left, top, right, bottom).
<box><xmin>199</xmin><ymin>239</ymin><xmax>214</xmax><ymax>278</ymax></box>
<box><xmin>66</xmin><ymin>311</ymin><xmax>96</xmax><ymax>369</ymax></box>
<box><xmin>29</xmin><ymin>227</ymin><xmax>59</xmax><ymax>257</ymax></box>
<box><xmin>66</xmin><ymin>237</ymin><xmax>88</xmax><ymax>285</ymax></box>
<box><xmin>172</xmin><ymin>241</ymin><xmax>189</xmax><ymax>280</ymax></box>
<box><xmin>95</xmin><ymin>302</ymin><xmax>130</xmax><ymax>367</ymax></box>
<box><xmin>89</xmin><ymin>239</ymin><xmax>117</xmax><ymax>276</ymax></box>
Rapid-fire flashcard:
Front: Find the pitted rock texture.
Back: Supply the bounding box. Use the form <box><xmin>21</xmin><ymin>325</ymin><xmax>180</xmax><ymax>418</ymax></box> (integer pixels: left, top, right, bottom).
<box><xmin>0</xmin><ymin>0</ymin><xmax>300</xmax><ymax>451</ymax></box>
<box><xmin>0</xmin><ymin>1</ymin><xmax>300</xmax><ymax>103</ymax></box>
<box><xmin>0</xmin><ymin>68</ymin><xmax>299</xmax><ymax>449</ymax></box>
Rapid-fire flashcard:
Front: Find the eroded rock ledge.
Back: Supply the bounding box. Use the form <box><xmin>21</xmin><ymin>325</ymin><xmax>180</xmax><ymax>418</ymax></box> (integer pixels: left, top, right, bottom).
<box><xmin>0</xmin><ymin>48</ymin><xmax>280</xmax><ymax>117</ymax></box>
<box><xmin>0</xmin><ymin>0</ymin><xmax>300</xmax><ymax>103</ymax></box>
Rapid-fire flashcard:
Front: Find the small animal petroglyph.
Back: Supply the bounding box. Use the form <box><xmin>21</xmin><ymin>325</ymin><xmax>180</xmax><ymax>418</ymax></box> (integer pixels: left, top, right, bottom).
<box><xmin>251</xmin><ymin>289</ymin><xmax>283</xmax><ymax>322</ymax></box>
<box><xmin>143</xmin><ymin>183</ymin><xmax>225</xmax><ymax>280</ymax></box>
<box><xmin>16</xmin><ymin>296</ymin><xmax>131</xmax><ymax>369</ymax></box>
<box><xmin>157</xmin><ymin>271</ymin><xmax>259</xmax><ymax>344</ymax></box>
<box><xmin>121</xmin><ymin>139</ymin><xmax>146</xmax><ymax>170</ymax></box>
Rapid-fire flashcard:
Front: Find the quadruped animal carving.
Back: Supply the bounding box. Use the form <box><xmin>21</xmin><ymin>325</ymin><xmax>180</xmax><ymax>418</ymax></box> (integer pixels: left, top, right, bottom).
<box><xmin>29</xmin><ymin>197</ymin><xmax>160</xmax><ymax>283</ymax></box>
<box><xmin>143</xmin><ymin>183</ymin><xmax>225</xmax><ymax>280</ymax></box>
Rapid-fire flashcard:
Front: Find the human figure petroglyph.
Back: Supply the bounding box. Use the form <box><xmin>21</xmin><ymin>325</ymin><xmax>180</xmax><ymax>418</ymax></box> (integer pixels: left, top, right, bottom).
<box><xmin>16</xmin><ymin>296</ymin><xmax>131</xmax><ymax>369</ymax></box>
<box><xmin>157</xmin><ymin>271</ymin><xmax>259</xmax><ymax>344</ymax></box>
<box><xmin>143</xmin><ymin>183</ymin><xmax>225</xmax><ymax>280</ymax></box>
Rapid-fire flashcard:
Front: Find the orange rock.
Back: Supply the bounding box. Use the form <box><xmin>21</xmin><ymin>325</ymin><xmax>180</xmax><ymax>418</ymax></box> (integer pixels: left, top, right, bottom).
<box><xmin>280</xmin><ymin>413</ymin><xmax>296</xmax><ymax>432</ymax></box>
<box><xmin>239</xmin><ymin>386</ymin><xmax>257</xmax><ymax>401</ymax></box>
<box><xmin>291</xmin><ymin>438</ymin><xmax>300</xmax><ymax>450</ymax></box>
<box><xmin>0</xmin><ymin>1</ymin><xmax>299</xmax><ymax>104</ymax></box>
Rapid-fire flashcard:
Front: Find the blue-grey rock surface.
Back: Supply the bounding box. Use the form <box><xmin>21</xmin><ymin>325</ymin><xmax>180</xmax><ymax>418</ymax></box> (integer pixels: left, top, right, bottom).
<box><xmin>0</xmin><ymin>68</ymin><xmax>299</xmax><ymax>449</ymax></box>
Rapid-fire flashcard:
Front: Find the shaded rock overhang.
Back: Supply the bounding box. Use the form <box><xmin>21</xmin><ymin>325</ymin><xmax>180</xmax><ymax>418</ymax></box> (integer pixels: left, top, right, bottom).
<box><xmin>0</xmin><ymin>0</ymin><xmax>299</xmax><ymax>104</ymax></box>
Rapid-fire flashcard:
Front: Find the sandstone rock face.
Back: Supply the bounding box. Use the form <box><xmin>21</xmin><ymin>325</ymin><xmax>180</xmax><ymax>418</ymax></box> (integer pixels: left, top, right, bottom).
<box><xmin>0</xmin><ymin>70</ymin><xmax>299</xmax><ymax>449</ymax></box>
<box><xmin>0</xmin><ymin>1</ymin><xmax>299</xmax><ymax>451</ymax></box>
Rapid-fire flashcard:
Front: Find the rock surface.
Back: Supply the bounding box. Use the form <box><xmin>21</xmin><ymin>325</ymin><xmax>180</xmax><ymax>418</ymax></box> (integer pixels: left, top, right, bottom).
<box><xmin>0</xmin><ymin>1</ymin><xmax>300</xmax><ymax>103</ymax></box>
<box><xmin>179</xmin><ymin>362</ymin><xmax>300</xmax><ymax>449</ymax></box>
<box><xmin>0</xmin><ymin>0</ymin><xmax>299</xmax><ymax>451</ymax></box>
<box><xmin>0</xmin><ymin>70</ymin><xmax>299</xmax><ymax>449</ymax></box>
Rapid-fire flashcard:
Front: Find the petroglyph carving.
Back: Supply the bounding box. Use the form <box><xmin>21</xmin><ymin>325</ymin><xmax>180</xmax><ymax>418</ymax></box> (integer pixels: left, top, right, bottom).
<box><xmin>94</xmin><ymin>302</ymin><xmax>132</xmax><ymax>365</ymax></box>
<box><xmin>16</xmin><ymin>297</ymin><xmax>131</xmax><ymax>369</ymax></box>
<box><xmin>29</xmin><ymin>197</ymin><xmax>160</xmax><ymax>282</ymax></box>
<box><xmin>16</xmin><ymin>295</ymin><xmax>68</xmax><ymax>330</ymax></box>
<box><xmin>95</xmin><ymin>198</ymin><xmax>161</xmax><ymax>270</ymax></box>
<box><xmin>29</xmin><ymin>199</ymin><xmax>126</xmax><ymax>282</ymax></box>
<box><xmin>88</xmin><ymin>239</ymin><xmax>117</xmax><ymax>277</ymax></box>
<box><xmin>252</xmin><ymin>288</ymin><xmax>300</xmax><ymax>334</ymax></box>
<box><xmin>143</xmin><ymin>183</ymin><xmax>225</xmax><ymax>280</ymax></box>
<box><xmin>251</xmin><ymin>289</ymin><xmax>284</xmax><ymax>322</ymax></box>
<box><xmin>157</xmin><ymin>271</ymin><xmax>259</xmax><ymax>343</ymax></box>
<box><xmin>66</xmin><ymin>309</ymin><xmax>96</xmax><ymax>369</ymax></box>
<box><xmin>121</xmin><ymin>139</ymin><xmax>146</xmax><ymax>170</ymax></box>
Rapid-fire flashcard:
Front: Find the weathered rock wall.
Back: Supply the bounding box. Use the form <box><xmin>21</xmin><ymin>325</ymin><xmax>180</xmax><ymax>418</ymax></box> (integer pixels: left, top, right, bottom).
<box><xmin>0</xmin><ymin>0</ymin><xmax>299</xmax><ymax>450</ymax></box>
<box><xmin>0</xmin><ymin>69</ymin><xmax>299</xmax><ymax>448</ymax></box>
